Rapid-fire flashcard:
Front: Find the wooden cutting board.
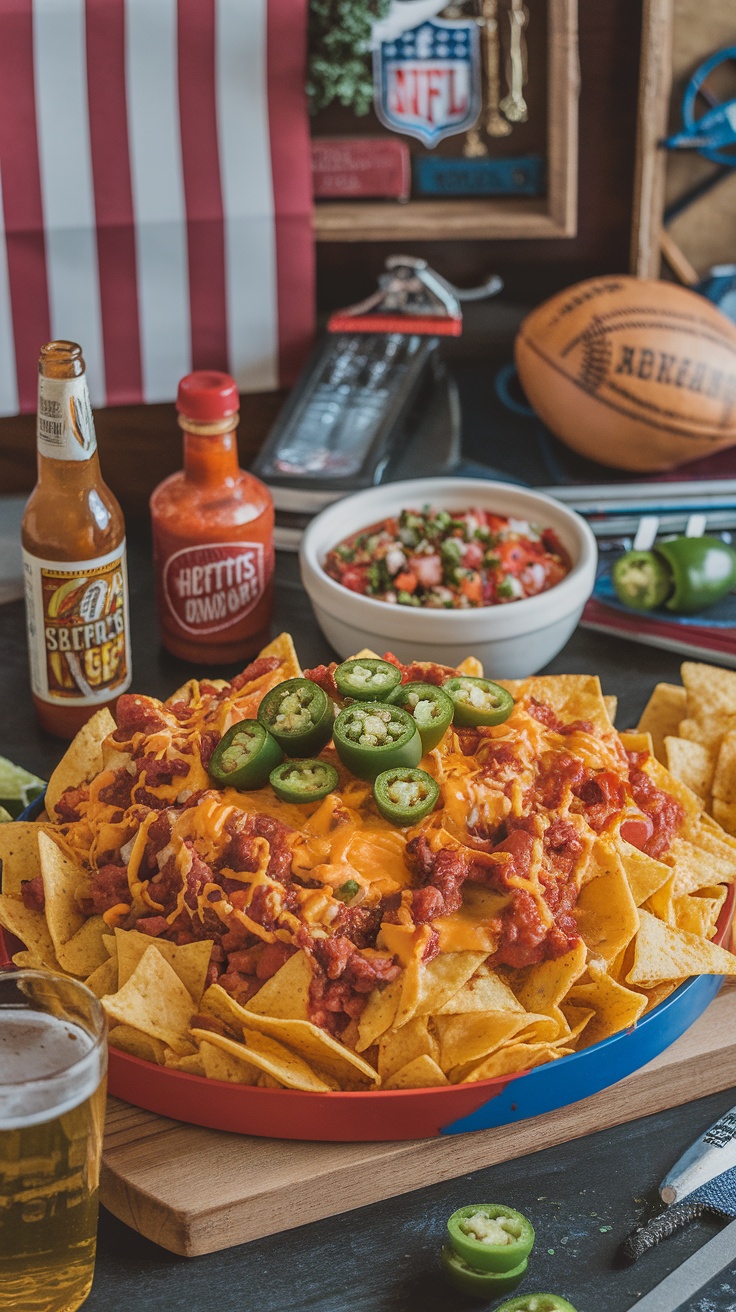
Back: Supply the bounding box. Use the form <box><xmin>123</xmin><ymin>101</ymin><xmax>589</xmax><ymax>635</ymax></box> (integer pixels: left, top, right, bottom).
<box><xmin>100</xmin><ymin>981</ymin><xmax>736</xmax><ymax>1257</ymax></box>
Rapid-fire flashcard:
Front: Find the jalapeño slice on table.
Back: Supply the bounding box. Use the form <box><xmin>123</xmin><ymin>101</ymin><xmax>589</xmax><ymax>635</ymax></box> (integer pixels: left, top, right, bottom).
<box><xmin>442</xmin><ymin>676</ymin><xmax>514</xmax><ymax>728</ymax></box>
<box><xmin>208</xmin><ymin>720</ymin><xmax>284</xmax><ymax>790</ymax></box>
<box><xmin>388</xmin><ymin>682</ymin><xmax>454</xmax><ymax>753</ymax></box>
<box><xmin>373</xmin><ymin>767</ymin><xmax>439</xmax><ymax>826</ymax></box>
<box><xmin>333</xmin><ymin>702</ymin><xmax>422</xmax><ymax>781</ymax></box>
<box><xmin>334</xmin><ymin>657</ymin><xmax>402</xmax><ymax>702</ymax></box>
<box><xmin>447</xmin><ymin>1204</ymin><xmax>535</xmax><ymax>1273</ymax></box>
<box><xmin>269</xmin><ymin>759</ymin><xmax>339</xmax><ymax>804</ymax></box>
<box><xmin>495</xmin><ymin>1297</ymin><xmax>578</xmax><ymax>1312</ymax></box>
<box><xmin>440</xmin><ymin>1247</ymin><xmax>528</xmax><ymax>1299</ymax></box>
<box><xmin>257</xmin><ymin>678</ymin><xmax>334</xmax><ymax>756</ymax></box>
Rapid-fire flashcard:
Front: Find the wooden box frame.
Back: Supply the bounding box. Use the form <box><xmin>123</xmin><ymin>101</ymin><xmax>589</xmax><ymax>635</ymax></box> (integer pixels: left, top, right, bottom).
<box><xmin>313</xmin><ymin>0</ymin><xmax>579</xmax><ymax>243</ymax></box>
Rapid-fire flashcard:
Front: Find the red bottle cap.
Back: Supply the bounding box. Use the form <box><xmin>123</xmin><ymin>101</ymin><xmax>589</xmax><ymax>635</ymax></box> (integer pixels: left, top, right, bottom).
<box><xmin>176</xmin><ymin>371</ymin><xmax>239</xmax><ymax>423</ymax></box>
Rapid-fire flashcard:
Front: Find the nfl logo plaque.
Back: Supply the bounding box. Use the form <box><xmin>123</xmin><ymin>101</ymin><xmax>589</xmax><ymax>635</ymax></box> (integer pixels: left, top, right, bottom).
<box><xmin>373</xmin><ymin>18</ymin><xmax>481</xmax><ymax>149</ymax></box>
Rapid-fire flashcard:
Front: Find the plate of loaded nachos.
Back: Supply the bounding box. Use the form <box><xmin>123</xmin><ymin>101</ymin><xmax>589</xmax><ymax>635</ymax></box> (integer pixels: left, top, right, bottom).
<box><xmin>1</xmin><ymin>633</ymin><xmax>735</xmax><ymax>1141</ymax></box>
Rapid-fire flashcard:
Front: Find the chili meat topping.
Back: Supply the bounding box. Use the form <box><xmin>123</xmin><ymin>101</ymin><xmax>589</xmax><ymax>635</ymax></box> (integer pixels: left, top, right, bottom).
<box><xmin>323</xmin><ymin>507</ymin><xmax>572</xmax><ymax>608</ymax></box>
<box><xmin>47</xmin><ymin>653</ymin><xmax>685</xmax><ymax>1040</ymax></box>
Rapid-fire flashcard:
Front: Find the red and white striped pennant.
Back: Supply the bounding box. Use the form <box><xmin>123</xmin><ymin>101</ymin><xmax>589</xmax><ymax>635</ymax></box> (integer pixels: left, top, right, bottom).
<box><xmin>0</xmin><ymin>0</ymin><xmax>314</xmax><ymax>416</ymax></box>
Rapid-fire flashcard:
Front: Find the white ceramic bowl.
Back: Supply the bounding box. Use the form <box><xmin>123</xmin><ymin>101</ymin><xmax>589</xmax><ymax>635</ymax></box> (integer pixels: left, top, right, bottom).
<box><xmin>299</xmin><ymin>478</ymin><xmax>597</xmax><ymax>678</ymax></box>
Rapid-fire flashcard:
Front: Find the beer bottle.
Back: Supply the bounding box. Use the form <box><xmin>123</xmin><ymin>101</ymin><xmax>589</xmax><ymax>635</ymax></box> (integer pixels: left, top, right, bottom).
<box><xmin>22</xmin><ymin>341</ymin><xmax>131</xmax><ymax>739</ymax></box>
<box><xmin>150</xmin><ymin>371</ymin><xmax>274</xmax><ymax>663</ymax></box>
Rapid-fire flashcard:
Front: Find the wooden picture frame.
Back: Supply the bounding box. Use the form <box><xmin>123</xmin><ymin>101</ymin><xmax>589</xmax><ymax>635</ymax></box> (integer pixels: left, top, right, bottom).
<box><xmin>313</xmin><ymin>0</ymin><xmax>579</xmax><ymax>243</ymax></box>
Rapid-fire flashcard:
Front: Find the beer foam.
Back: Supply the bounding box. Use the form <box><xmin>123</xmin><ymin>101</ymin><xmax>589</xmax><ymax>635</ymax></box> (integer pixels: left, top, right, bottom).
<box><xmin>0</xmin><ymin>1009</ymin><xmax>106</xmax><ymax>1129</ymax></box>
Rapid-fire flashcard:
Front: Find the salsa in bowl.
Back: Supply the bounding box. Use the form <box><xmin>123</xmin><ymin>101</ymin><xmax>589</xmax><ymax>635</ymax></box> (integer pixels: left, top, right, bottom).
<box><xmin>299</xmin><ymin>479</ymin><xmax>597</xmax><ymax>679</ymax></box>
<box><xmin>324</xmin><ymin>507</ymin><xmax>572</xmax><ymax>610</ymax></box>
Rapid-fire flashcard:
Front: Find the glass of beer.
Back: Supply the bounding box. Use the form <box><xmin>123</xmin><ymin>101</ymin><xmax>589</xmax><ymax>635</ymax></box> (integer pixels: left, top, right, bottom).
<box><xmin>0</xmin><ymin>969</ymin><xmax>107</xmax><ymax>1312</ymax></box>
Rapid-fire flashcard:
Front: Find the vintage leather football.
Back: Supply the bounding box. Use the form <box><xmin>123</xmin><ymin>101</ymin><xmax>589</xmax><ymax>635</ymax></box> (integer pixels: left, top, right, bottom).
<box><xmin>514</xmin><ymin>276</ymin><xmax>736</xmax><ymax>471</ymax></box>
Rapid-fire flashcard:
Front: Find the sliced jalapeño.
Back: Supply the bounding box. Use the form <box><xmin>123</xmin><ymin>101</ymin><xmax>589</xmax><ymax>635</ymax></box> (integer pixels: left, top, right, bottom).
<box><xmin>440</xmin><ymin>1247</ymin><xmax>528</xmax><ymax>1299</ymax></box>
<box><xmin>373</xmin><ymin>767</ymin><xmax>439</xmax><ymax>826</ymax></box>
<box><xmin>208</xmin><ymin>720</ymin><xmax>283</xmax><ymax>790</ymax></box>
<box><xmin>442</xmin><ymin>676</ymin><xmax>514</xmax><ymax>727</ymax></box>
<box><xmin>269</xmin><ymin>759</ymin><xmax>339</xmax><ymax>804</ymax></box>
<box><xmin>388</xmin><ymin>681</ymin><xmax>454</xmax><ymax>752</ymax></box>
<box><xmin>334</xmin><ymin>657</ymin><xmax>402</xmax><ymax>702</ymax></box>
<box><xmin>333</xmin><ymin>702</ymin><xmax>421</xmax><ymax>781</ymax></box>
<box><xmin>257</xmin><ymin>678</ymin><xmax>334</xmax><ymax>756</ymax></box>
<box><xmin>447</xmin><ymin>1204</ymin><xmax>535</xmax><ymax>1273</ymax></box>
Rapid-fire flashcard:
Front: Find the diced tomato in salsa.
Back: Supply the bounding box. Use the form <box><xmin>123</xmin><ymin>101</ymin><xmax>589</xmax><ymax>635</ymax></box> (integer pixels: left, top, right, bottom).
<box><xmin>323</xmin><ymin>507</ymin><xmax>571</xmax><ymax>609</ymax></box>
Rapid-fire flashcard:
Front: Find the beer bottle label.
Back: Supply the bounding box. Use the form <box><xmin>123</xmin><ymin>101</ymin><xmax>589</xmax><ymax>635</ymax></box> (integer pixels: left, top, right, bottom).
<box><xmin>162</xmin><ymin>542</ymin><xmax>266</xmax><ymax>635</ymax></box>
<box><xmin>22</xmin><ymin>543</ymin><xmax>132</xmax><ymax>705</ymax></box>
<box><xmin>37</xmin><ymin>375</ymin><xmax>97</xmax><ymax>461</ymax></box>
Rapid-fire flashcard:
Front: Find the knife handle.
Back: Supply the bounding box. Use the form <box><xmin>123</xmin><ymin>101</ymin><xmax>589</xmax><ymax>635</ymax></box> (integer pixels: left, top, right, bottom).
<box><xmin>619</xmin><ymin>1200</ymin><xmax>707</xmax><ymax>1264</ymax></box>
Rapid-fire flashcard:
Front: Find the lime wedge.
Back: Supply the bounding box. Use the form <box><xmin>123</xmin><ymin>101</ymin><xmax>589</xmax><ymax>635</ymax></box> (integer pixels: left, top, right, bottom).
<box><xmin>0</xmin><ymin>806</ymin><xmax>13</xmax><ymax>824</ymax></box>
<box><xmin>0</xmin><ymin>756</ymin><xmax>46</xmax><ymax>818</ymax></box>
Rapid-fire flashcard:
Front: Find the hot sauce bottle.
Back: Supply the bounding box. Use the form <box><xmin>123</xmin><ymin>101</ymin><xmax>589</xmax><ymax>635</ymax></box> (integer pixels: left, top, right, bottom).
<box><xmin>150</xmin><ymin>372</ymin><xmax>274</xmax><ymax>663</ymax></box>
<box><xmin>22</xmin><ymin>341</ymin><xmax>132</xmax><ymax>739</ymax></box>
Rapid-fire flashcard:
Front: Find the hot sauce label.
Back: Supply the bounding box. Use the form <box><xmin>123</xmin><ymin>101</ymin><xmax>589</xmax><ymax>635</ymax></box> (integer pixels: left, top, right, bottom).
<box><xmin>37</xmin><ymin>376</ymin><xmax>97</xmax><ymax>461</ymax></box>
<box><xmin>162</xmin><ymin>542</ymin><xmax>266</xmax><ymax>635</ymax></box>
<box><xmin>23</xmin><ymin>545</ymin><xmax>131</xmax><ymax>705</ymax></box>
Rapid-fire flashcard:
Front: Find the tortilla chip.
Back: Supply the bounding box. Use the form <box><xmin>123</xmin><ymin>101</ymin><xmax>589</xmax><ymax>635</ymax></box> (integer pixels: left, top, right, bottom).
<box><xmin>163</xmin><ymin>1050</ymin><xmax>207</xmax><ymax>1075</ymax></box>
<box><xmin>682</xmin><ymin>662</ymin><xmax>736</xmax><ymax>723</ymax></box>
<box><xmin>673</xmin><ymin>887</ymin><xmax>727</xmax><ymax>939</ymax></box>
<box><xmin>603</xmin><ymin>695</ymin><xmax>617</xmax><ymax>725</ymax></box>
<box><xmin>196</xmin><ymin>1037</ymin><xmax>260</xmax><ymax>1085</ymax></box>
<box><xmin>627</xmin><ymin>909</ymin><xmax>736</xmax><ymax>987</ymax></box>
<box><xmin>0</xmin><ymin>823</ymin><xmax>45</xmax><ymax>897</ymax></box>
<box><xmin>384</xmin><ymin>1055</ymin><xmax>449</xmax><ymax>1089</ymax></box>
<box><xmin>355</xmin><ymin>976</ymin><xmax>402</xmax><ymax>1052</ymax></box>
<box><xmin>84</xmin><ymin>955</ymin><xmax>118</xmax><ymax>998</ymax></box>
<box><xmin>253</xmin><ymin>631</ymin><xmax>301</xmax><ymax>680</ymax></box>
<box><xmin>575</xmin><ymin>851</ymin><xmax>639</xmax><ymax>964</ymax></box>
<box><xmin>619</xmin><ymin>844</ymin><xmax>672</xmax><ymax>907</ymax></box>
<box><xmin>46</xmin><ymin>708</ymin><xmax>116</xmax><ymax>819</ymax></box>
<box><xmin>644</xmin><ymin>874</ymin><xmax>676</xmax><ymax>926</ymax></box>
<box><xmin>457</xmin><ymin>656</ymin><xmax>484</xmax><ymax>679</ymax></box>
<box><xmin>436</xmin><ymin>965</ymin><xmax>524</xmax><ymax>1015</ymax></box>
<box><xmin>246</xmin><ymin>948</ymin><xmax>312</xmax><ymax>1021</ymax></box>
<box><xmin>637</xmin><ymin>683</ymin><xmax>687</xmax><ymax>762</ymax></box>
<box><xmin>435</xmin><ymin>1010</ymin><xmax>545</xmax><ymax>1072</ymax></box>
<box><xmin>393</xmin><ymin>951</ymin><xmax>487</xmax><ymax>1029</ymax></box>
<box><xmin>460</xmin><ymin>1041</ymin><xmax>567</xmax><ymax>1083</ymax></box>
<box><xmin>0</xmin><ymin>894</ymin><xmax>61</xmax><ymax>970</ymax></box>
<box><xmin>192</xmin><ymin>1027</ymin><xmax>335</xmax><ymax>1092</ymax></box>
<box><xmin>636</xmin><ymin>980</ymin><xmax>682</xmax><ymax>1014</ymax></box>
<box><xmin>513</xmin><ymin>939</ymin><xmax>587</xmax><ymax>1015</ymax></box>
<box><xmin>108</xmin><ymin>1024</ymin><xmax>171</xmax><ymax>1064</ymax></box>
<box><xmin>378</xmin><ymin>1017</ymin><xmax>437</xmax><ymax>1081</ymax></box>
<box><xmin>114</xmin><ymin>928</ymin><xmax>212</xmax><ymax>1007</ymax></box>
<box><xmin>202</xmin><ymin>982</ymin><xmax>380</xmax><ymax>1086</ymax></box>
<box><xmin>102</xmin><ymin>947</ymin><xmax>195</xmax><ymax>1054</ymax></box>
<box><xmin>38</xmin><ymin>832</ymin><xmax>108</xmax><ymax>975</ymax></box>
<box><xmin>504</xmin><ymin>674</ymin><xmax>613</xmax><ymax>734</ymax></box>
<box><xmin>667</xmin><ymin>836</ymin><xmax>736</xmax><ymax>898</ymax></box>
<box><xmin>569</xmin><ymin>962</ymin><xmax>647</xmax><ymax>1047</ymax></box>
<box><xmin>665</xmin><ymin>737</ymin><xmax>715</xmax><ymax>802</ymax></box>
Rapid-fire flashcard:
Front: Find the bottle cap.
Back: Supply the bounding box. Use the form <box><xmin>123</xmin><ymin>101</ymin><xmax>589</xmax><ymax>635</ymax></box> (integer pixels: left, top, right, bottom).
<box><xmin>176</xmin><ymin>372</ymin><xmax>239</xmax><ymax>423</ymax></box>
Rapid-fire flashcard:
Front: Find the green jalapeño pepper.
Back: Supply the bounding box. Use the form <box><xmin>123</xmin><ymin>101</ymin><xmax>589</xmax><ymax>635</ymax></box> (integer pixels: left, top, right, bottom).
<box><xmin>440</xmin><ymin>1247</ymin><xmax>528</xmax><ymax>1299</ymax></box>
<box><xmin>333</xmin><ymin>702</ymin><xmax>422</xmax><ymax>781</ymax></box>
<box><xmin>373</xmin><ymin>767</ymin><xmax>439</xmax><ymax>826</ymax></box>
<box><xmin>442</xmin><ymin>676</ymin><xmax>515</xmax><ymax>728</ymax></box>
<box><xmin>388</xmin><ymin>682</ymin><xmax>455</xmax><ymax>752</ymax></box>
<box><xmin>613</xmin><ymin>536</ymin><xmax>736</xmax><ymax>616</ymax></box>
<box><xmin>269</xmin><ymin>759</ymin><xmax>339</xmax><ymax>804</ymax></box>
<box><xmin>447</xmin><ymin>1204</ymin><xmax>535</xmax><ymax>1273</ymax></box>
<box><xmin>209</xmin><ymin>720</ymin><xmax>283</xmax><ymax>790</ymax></box>
<box><xmin>495</xmin><ymin>1296</ymin><xmax>578</xmax><ymax>1312</ymax></box>
<box><xmin>257</xmin><ymin>679</ymin><xmax>334</xmax><ymax>756</ymax></box>
<box><xmin>334</xmin><ymin>657</ymin><xmax>402</xmax><ymax>702</ymax></box>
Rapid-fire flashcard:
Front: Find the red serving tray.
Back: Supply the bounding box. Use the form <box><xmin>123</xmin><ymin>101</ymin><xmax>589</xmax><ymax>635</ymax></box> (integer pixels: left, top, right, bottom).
<box><xmin>2</xmin><ymin>885</ymin><xmax>734</xmax><ymax>1141</ymax></box>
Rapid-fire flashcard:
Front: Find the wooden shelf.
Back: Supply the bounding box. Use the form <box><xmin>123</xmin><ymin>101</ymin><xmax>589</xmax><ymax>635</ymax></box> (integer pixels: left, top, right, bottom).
<box><xmin>312</xmin><ymin>0</ymin><xmax>579</xmax><ymax>244</ymax></box>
